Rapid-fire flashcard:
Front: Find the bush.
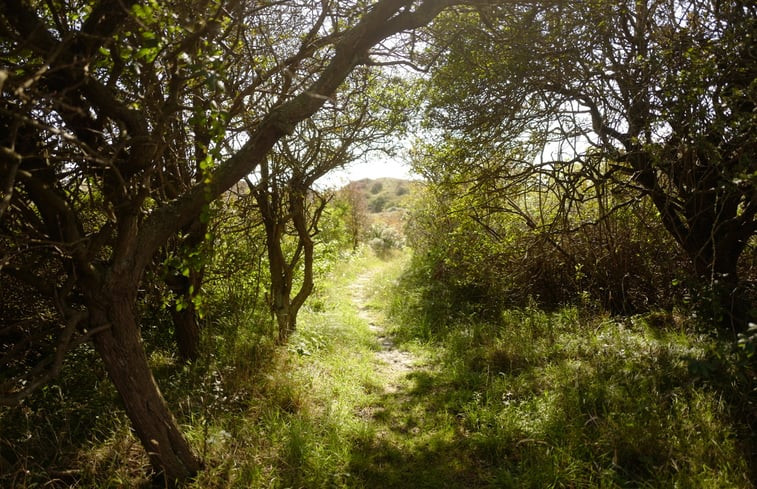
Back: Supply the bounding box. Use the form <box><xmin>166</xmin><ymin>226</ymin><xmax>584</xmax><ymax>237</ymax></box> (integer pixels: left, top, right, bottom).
<box><xmin>403</xmin><ymin>184</ymin><xmax>688</xmax><ymax>319</ymax></box>
<box><xmin>367</xmin><ymin>225</ymin><xmax>403</xmax><ymax>258</ymax></box>
<box><xmin>369</xmin><ymin>195</ymin><xmax>388</xmax><ymax>213</ymax></box>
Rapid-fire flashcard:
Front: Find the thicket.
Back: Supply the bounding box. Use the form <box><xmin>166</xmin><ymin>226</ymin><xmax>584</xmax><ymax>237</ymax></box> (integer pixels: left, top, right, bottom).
<box><xmin>418</xmin><ymin>0</ymin><xmax>756</xmax><ymax>333</ymax></box>
<box><xmin>0</xmin><ymin>193</ymin><xmax>361</xmax><ymax>486</ymax></box>
<box><xmin>396</xmin><ymin>169</ymin><xmax>757</xmax><ymax>487</ymax></box>
<box><xmin>404</xmin><ymin>178</ymin><xmax>756</xmax><ymax>322</ymax></box>
<box><xmin>399</xmin><ymin>2</ymin><xmax>757</xmax><ymax>473</ymax></box>
<box><xmin>400</xmin><ymin>157</ymin><xmax>756</xmax><ymax>481</ymax></box>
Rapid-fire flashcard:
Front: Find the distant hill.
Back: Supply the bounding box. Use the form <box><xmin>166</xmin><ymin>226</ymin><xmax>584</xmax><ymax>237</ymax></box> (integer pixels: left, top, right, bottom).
<box><xmin>348</xmin><ymin>177</ymin><xmax>419</xmax><ymax>213</ymax></box>
<box><xmin>345</xmin><ymin>177</ymin><xmax>423</xmax><ymax>234</ymax></box>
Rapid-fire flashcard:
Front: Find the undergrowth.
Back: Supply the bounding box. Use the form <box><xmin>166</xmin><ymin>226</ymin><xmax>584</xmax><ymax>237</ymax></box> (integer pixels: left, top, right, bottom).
<box><xmin>0</xmin><ymin>247</ymin><xmax>384</xmax><ymax>488</ymax></box>
<box><xmin>387</xmin><ymin>267</ymin><xmax>756</xmax><ymax>488</ymax></box>
<box><xmin>2</xmin><ymin>248</ymin><xmax>753</xmax><ymax>488</ymax></box>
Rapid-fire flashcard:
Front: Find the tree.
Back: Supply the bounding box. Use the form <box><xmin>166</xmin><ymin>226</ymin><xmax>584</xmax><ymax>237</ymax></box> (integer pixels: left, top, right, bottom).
<box><xmin>247</xmin><ymin>124</ymin><xmax>333</xmax><ymax>344</ymax></box>
<box><xmin>249</xmin><ymin>66</ymin><xmax>408</xmax><ymax>342</ymax></box>
<box><xmin>422</xmin><ymin>0</ymin><xmax>756</xmax><ymax>331</ymax></box>
<box><xmin>407</xmin><ymin>143</ymin><xmax>686</xmax><ymax>315</ymax></box>
<box><xmin>343</xmin><ymin>181</ymin><xmax>369</xmax><ymax>249</ymax></box>
<box><xmin>0</xmin><ymin>0</ymin><xmax>463</xmax><ymax>482</ymax></box>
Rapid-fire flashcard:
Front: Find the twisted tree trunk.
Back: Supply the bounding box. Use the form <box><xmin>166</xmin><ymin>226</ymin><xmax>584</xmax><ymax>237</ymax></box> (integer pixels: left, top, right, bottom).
<box><xmin>88</xmin><ymin>279</ymin><xmax>201</xmax><ymax>483</ymax></box>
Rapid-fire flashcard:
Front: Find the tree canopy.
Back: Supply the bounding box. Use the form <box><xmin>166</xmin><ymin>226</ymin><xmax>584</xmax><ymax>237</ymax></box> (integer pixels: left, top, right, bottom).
<box><xmin>418</xmin><ymin>0</ymin><xmax>756</xmax><ymax>330</ymax></box>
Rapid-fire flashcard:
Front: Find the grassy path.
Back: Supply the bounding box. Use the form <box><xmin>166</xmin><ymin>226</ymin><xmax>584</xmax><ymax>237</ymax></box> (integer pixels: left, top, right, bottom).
<box><xmin>190</xmin><ymin>249</ymin><xmax>750</xmax><ymax>488</ymax></box>
<box><xmin>351</xmin><ymin>268</ymin><xmax>416</xmax><ymax>395</ymax></box>
<box><xmin>265</xmin><ymin>250</ymin><xmax>481</xmax><ymax>488</ymax></box>
<box><xmin>343</xmin><ymin>258</ymin><xmax>468</xmax><ymax>488</ymax></box>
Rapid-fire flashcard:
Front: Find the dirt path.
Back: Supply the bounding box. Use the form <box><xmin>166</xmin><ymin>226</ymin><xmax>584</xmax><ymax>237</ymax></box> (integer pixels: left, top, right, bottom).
<box><xmin>350</xmin><ymin>269</ymin><xmax>415</xmax><ymax>394</ymax></box>
<box><xmin>345</xmin><ymin>264</ymin><xmax>472</xmax><ymax>487</ymax></box>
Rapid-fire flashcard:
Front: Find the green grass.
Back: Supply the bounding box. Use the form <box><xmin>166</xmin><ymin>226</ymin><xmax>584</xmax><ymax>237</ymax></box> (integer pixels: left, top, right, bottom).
<box><xmin>184</xmin><ymin>248</ymin><xmax>412</xmax><ymax>488</ymax></box>
<box><xmin>387</xmin><ymin>282</ymin><xmax>755</xmax><ymax>488</ymax></box>
<box><xmin>2</xmin><ymin>248</ymin><xmax>753</xmax><ymax>487</ymax></box>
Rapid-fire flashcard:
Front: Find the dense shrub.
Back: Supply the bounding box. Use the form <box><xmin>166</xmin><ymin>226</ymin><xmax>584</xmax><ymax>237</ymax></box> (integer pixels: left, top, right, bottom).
<box><xmin>369</xmin><ymin>195</ymin><xmax>388</xmax><ymax>213</ymax></box>
<box><xmin>404</xmin><ymin>184</ymin><xmax>689</xmax><ymax>318</ymax></box>
<box><xmin>367</xmin><ymin>224</ymin><xmax>404</xmax><ymax>258</ymax></box>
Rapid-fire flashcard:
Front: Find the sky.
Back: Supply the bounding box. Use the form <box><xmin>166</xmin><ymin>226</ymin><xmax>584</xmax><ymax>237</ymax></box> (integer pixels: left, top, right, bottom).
<box><xmin>316</xmin><ymin>154</ymin><xmax>420</xmax><ymax>189</ymax></box>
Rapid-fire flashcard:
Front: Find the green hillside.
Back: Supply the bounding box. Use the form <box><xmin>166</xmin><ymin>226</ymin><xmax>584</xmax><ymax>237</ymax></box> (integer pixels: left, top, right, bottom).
<box><xmin>349</xmin><ymin>177</ymin><xmax>419</xmax><ymax>214</ymax></box>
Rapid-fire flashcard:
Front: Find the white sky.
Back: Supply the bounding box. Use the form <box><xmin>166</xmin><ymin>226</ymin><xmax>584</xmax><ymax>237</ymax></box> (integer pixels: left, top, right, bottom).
<box><xmin>317</xmin><ymin>155</ymin><xmax>419</xmax><ymax>188</ymax></box>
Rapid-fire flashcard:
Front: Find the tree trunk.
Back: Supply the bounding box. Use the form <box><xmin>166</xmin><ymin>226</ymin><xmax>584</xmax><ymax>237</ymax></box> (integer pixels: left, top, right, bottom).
<box><xmin>169</xmin><ymin>217</ymin><xmax>208</xmax><ymax>362</ymax></box>
<box><xmin>90</xmin><ymin>286</ymin><xmax>201</xmax><ymax>484</ymax></box>
<box><xmin>263</xmin><ymin>194</ymin><xmax>317</xmax><ymax>345</ymax></box>
<box><xmin>274</xmin><ymin>298</ymin><xmax>295</xmax><ymax>344</ymax></box>
<box><xmin>643</xmin><ymin>172</ymin><xmax>753</xmax><ymax>334</ymax></box>
<box><xmin>267</xmin><ymin>237</ymin><xmax>296</xmax><ymax>343</ymax></box>
<box><xmin>163</xmin><ymin>269</ymin><xmax>202</xmax><ymax>362</ymax></box>
<box><xmin>687</xmin><ymin>236</ymin><xmax>752</xmax><ymax>335</ymax></box>
<box><xmin>170</xmin><ymin>299</ymin><xmax>201</xmax><ymax>362</ymax></box>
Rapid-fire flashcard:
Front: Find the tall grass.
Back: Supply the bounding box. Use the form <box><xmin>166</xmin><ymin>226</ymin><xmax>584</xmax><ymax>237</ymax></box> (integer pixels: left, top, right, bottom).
<box><xmin>2</xmin><ymin>248</ymin><xmax>752</xmax><ymax>488</ymax></box>
<box><xmin>388</xmin><ymin>271</ymin><xmax>755</xmax><ymax>488</ymax></box>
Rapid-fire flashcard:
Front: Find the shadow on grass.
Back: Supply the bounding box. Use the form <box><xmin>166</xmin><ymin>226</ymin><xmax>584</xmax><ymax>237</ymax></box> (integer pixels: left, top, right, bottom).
<box><xmin>345</xmin><ymin>333</ymin><xmax>755</xmax><ymax>489</ymax></box>
<box><xmin>347</xmin><ymin>369</ymin><xmax>497</xmax><ymax>489</ymax></box>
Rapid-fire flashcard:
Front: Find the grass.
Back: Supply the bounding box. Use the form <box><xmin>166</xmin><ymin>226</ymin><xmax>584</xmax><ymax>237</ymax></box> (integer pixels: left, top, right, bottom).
<box><xmin>387</xmin><ymin>280</ymin><xmax>755</xmax><ymax>488</ymax></box>
<box><xmin>2</xmin><ymin>248</ymin><xmax>754</xmax><ymax>487</ymax></box>
<box><xmin>186</xmin><ymin>248</ymin><xmax>413</xmax><ymax>488</ymax></box>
